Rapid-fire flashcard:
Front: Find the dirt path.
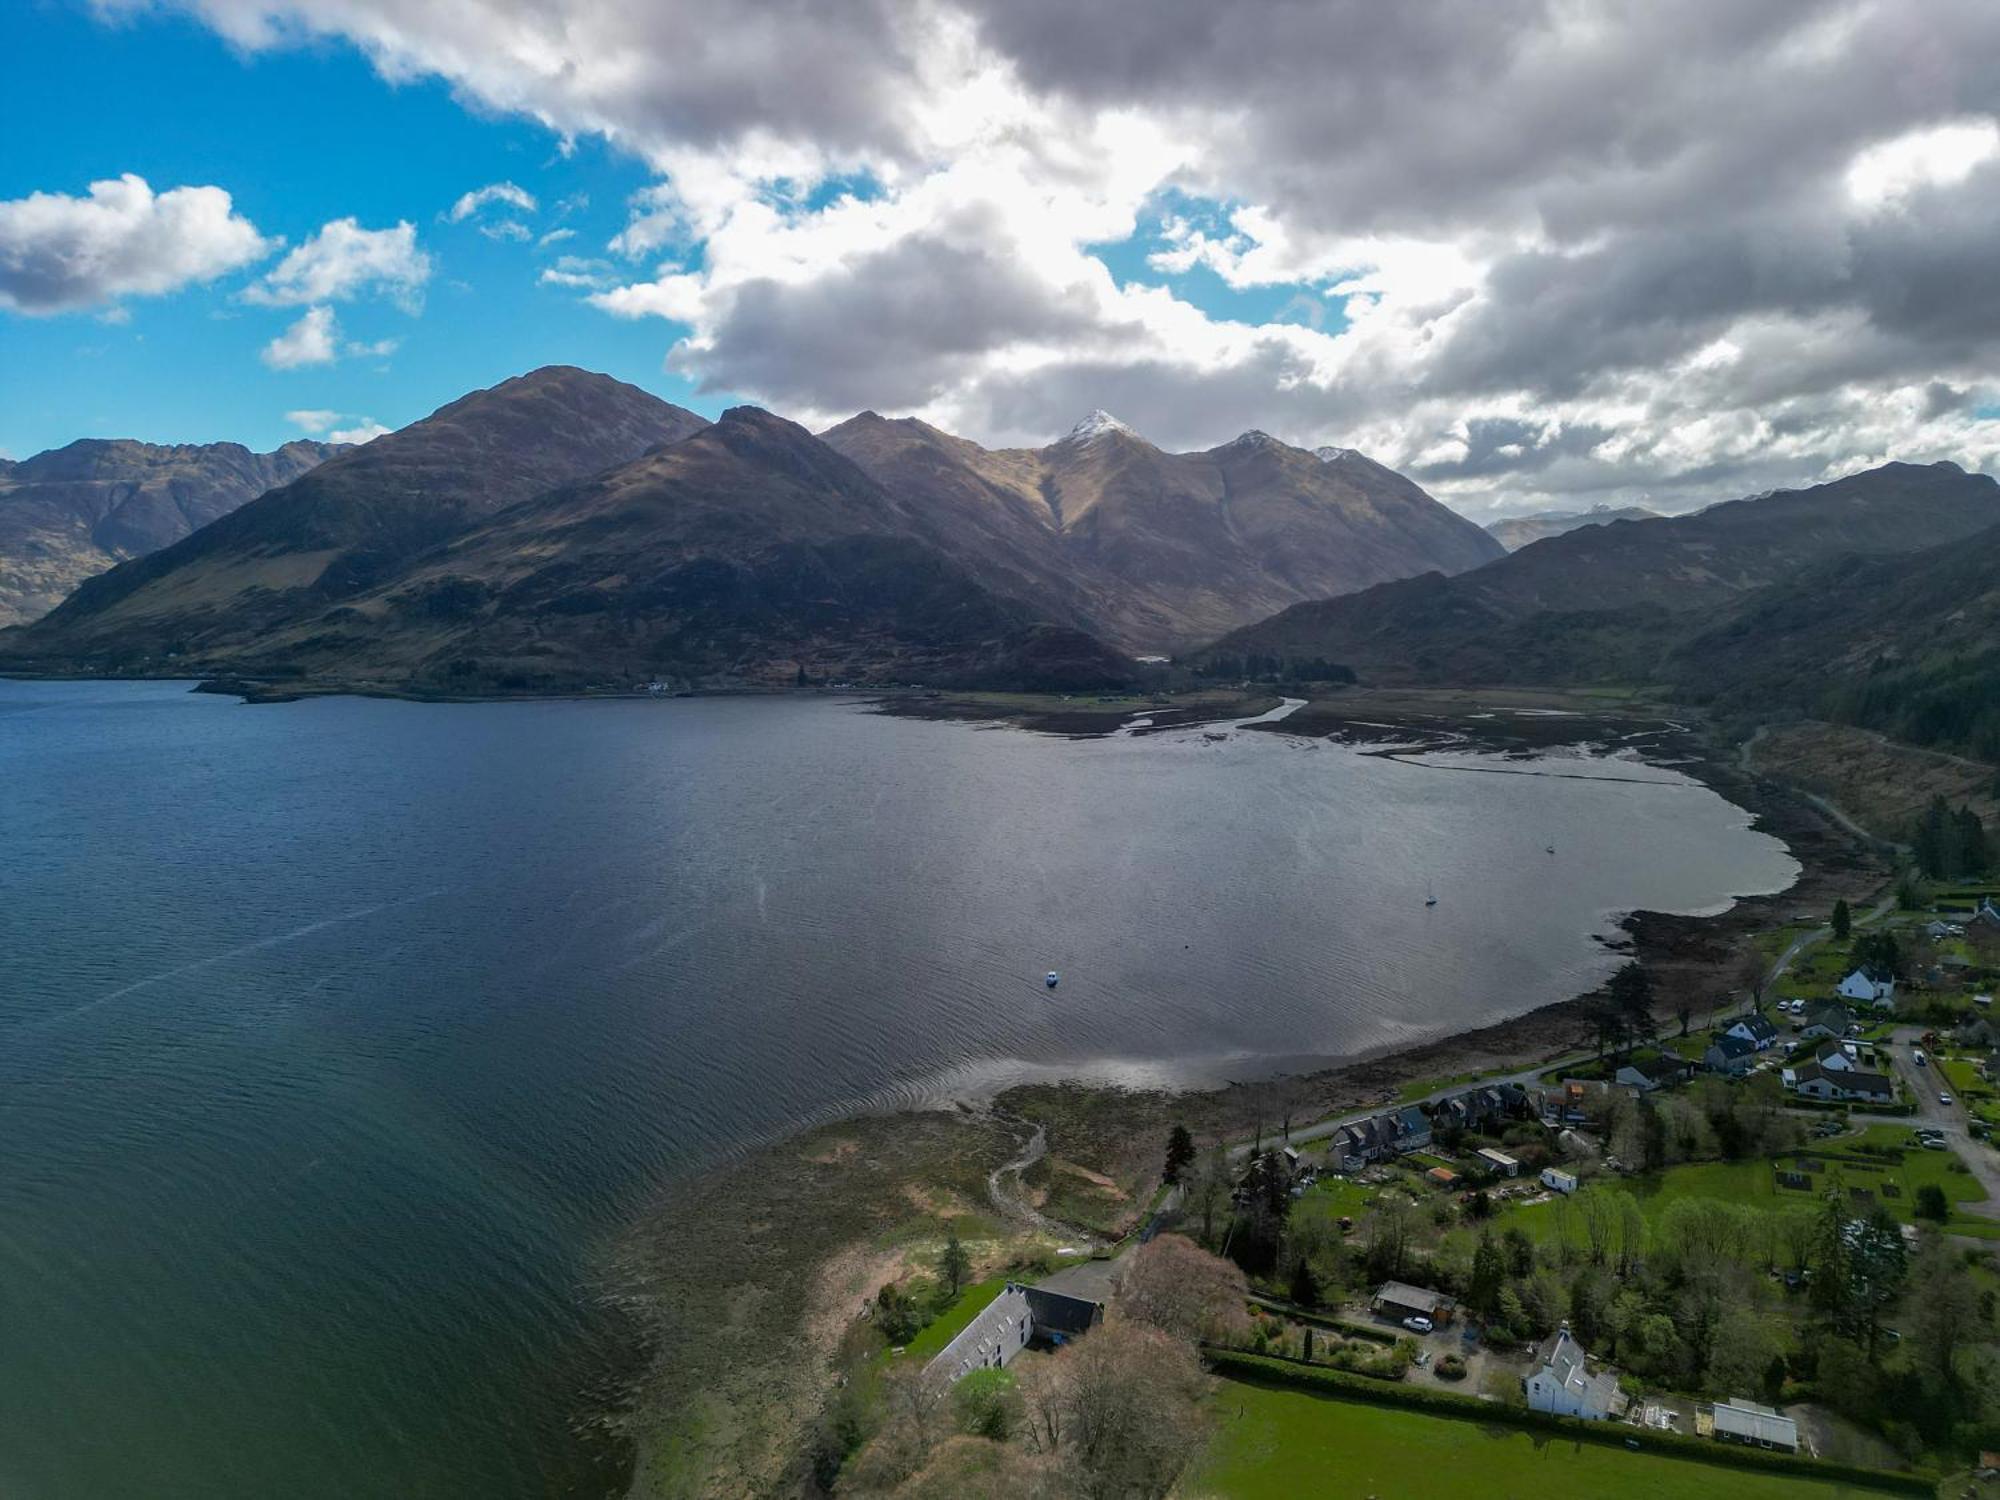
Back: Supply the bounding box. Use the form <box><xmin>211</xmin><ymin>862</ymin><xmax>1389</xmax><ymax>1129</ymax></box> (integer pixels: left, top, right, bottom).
<box><xmin>987</xmin><ymin>1116</ymin><xmax>1080</xmax><ymax>1239</ymax></box>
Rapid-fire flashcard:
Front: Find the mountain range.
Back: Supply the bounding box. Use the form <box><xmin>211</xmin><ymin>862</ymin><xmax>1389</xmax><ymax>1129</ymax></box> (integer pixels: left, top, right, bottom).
<box><xmin>1483</xmin><ymin>504</ymin><xmax>1662</xmax><ymax>552</ymax></box>
<box><xmin>0</xmin><ymin>437</ymin><xmax>342</xmax><ymax>627</ymax></box>
<box><xmin>0</xmin><ymin>366</ymin><xmax>1500</xmax><ymax>692</ymax></box>
<box><xmin>1203</xmin><ymin>460</ymin><xmax>2000</xmax><ymax>754</ymax></box>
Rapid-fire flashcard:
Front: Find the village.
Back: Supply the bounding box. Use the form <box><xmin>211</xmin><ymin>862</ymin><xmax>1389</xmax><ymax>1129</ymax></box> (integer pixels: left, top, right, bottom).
<box><xmin>819</xmin><ymin>880</ymin><xmax>2000</xmax><ymax>1496</ymax></box>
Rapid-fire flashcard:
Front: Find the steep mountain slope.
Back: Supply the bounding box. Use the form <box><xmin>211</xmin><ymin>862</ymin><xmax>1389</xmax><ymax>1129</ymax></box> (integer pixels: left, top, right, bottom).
<box><xmin>1202</xmin><ymin>461</ymin><xmax>2000</xmax><ymax>684</ymax></box>
<box><xmin>1485</xmin><ymin>504</ymin><xmax>1662</xmax><ymax>552</ymax></box>
<box><xmin>3</xmin><ymin>367</ymin><xmax>709</xmax><ymax>666</ymax></box>
<box><xmin>2</xmin><ymin>406</ymin><xmax>1134</xmax><ymax>693</ymax></box>
<box><xmin>0</xmin><ymin>438</ymin><xmax>341</xmax><ymax>625</ymax></box>
<box><xmin>1676</xmin><ymin>518</ymin><xmax>2000</xmax><ymax>760</ymax></box>
<box><xmin>823</xmin><ymin>411</ymin><xmax>1502</xmax><ymax>649</ymax></box>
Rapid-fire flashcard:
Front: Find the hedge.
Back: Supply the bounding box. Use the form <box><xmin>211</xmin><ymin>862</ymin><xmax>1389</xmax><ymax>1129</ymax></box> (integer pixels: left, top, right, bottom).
<box><xmin>1202</xmin><ymin>1350</ymin><xmax>1935</xmax><ymax>1495</ymax></box>
<box><xmin>1246</xmin><ymin>1296</ymin><xmax>1400</xmax><ymax>1345</ymax></box>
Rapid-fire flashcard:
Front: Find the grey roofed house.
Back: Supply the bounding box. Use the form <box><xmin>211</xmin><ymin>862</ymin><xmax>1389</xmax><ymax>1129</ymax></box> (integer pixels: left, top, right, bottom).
<box><xmin>1395</xmin><ymin>1105</ymin><xmax>1432</xmax><ymax>1148</ymax></box>
<box><xmin>1711</xmin><ymin>1397</ymin><xmax>1799</xmax><ymax>1451</ymax></box>
<box><xmin>1616</xmin><ymin>1054</ymin><xmax>1690</xmax><ymax>1090</ymax></box>
<box><xmin>927</xmin><ymin>1282</ymin><xmax>1104</xmax><ymax>1381</ymax></box>
<box><xmin>1524</xmin><ymin>1325</ymin><xmax>1620</xmax><ymax>1419</ymax></box>
<box><xmin>1725</xmin><ymin>1013</ymin><xmax>1780</xmax><ymax>1048</ymax></box>
<box><xmin>1704</xmin><ymin>1034</ymin><xmax>1758</xmax><ymax>1073</ymax></box>
<box><xmin>1788</xmin><ymin>1061</ymin><xmax>1893</xmax><ymax>1101</ymax></box>
<box><xmin>1798</xmin><ymin>1000</ymin><xmax>1851</xmax><ymax>1039</ymax></box>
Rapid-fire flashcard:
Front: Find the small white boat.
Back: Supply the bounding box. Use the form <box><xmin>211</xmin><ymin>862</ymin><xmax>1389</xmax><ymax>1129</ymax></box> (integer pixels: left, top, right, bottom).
<box><xmin>1424</xmin><ymin>880</ymin><xmax>1438</xmax><ymax>908</ymax></box>
<box><xmin>1045</xmin><ymin>972</ymin><xmax>1060</xmax><ymax>989</ymax></box>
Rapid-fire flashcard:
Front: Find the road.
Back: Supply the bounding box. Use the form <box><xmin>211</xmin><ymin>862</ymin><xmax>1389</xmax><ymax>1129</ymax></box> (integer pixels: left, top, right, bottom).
<box><xmin>1877</xmin><ymin>1026</ymin><xmax>2000</xmax><ymax>1221</ymax></box>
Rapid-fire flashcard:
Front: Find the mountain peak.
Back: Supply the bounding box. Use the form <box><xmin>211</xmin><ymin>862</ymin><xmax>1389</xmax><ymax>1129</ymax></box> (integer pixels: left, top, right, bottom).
<box><xmin>1315</xmin><ymin>445</ymin><xmax>1358</xmax><ymax>463</ymax></box>
<box><xmin>1061</xmin><ymin>410</ymin><xmax>1133</xmax><ymax>446</ymax></box>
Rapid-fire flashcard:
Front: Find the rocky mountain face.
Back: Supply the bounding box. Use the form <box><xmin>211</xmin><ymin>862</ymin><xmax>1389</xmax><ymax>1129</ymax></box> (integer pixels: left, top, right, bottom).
<box><xmin>0</xmin><ymin>370</ymin><xmax>1501</xmax><ymax>694</ymax></box>
<box><xmin>823</xmin><ymin>410</ymin><xmax>1503</xmax><ymax>650</ymax></box>
<box><xmin>12</xmin><ymin>367</ymin><xmax>710</xmax><ymax>664</ymax></box>
<box><xmin>0</xmin><ymin>438</ymin><xmax>342</xmax><ymax>626</ymax></box>
<box><xmin>1201</xmin><ymin>461</ymin><xmax>2000</xmax><ymax>686</ymax></box>
<box><xmin>1484</xmin><ymin>504</ymin><xmax>1662</xmax><ymax>552</ymax></box>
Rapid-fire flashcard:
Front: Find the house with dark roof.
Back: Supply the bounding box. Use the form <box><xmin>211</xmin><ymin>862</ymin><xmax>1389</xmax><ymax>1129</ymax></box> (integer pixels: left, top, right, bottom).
<box><xmin>1615</xmin><ymin>1054</ymin><xmax>1693</xmax><ymax>1092</ymax></box>
<box><xmin>926</xmin><ymin>1282</ymin><xmax>1104</xmax><ymax>1382</ymax></box>
<box><xmin>1703</xmin><ymin>1033</ymin><xmax>1758</xmax><ymax>1075</ymax></box>
<box><xmin>1723</xmin><ymin>1013</ymin><xmax>1780</xmax><ymax>1050</ymax></box>
<box><xmin>1373</xmin><ymin>1281</ymin><xmax>1456</xmax><ymax>1324</ymax></box>
<box><xmin>1837</xmin><ymin>970</ymin><xmax>1897</xmax><ymax>1008</ymax></box>
<box><xmin>1785</xmin><ymin>1060</ymin><xmax>1894</xmax><ymax>1103</ymax></box>
<box><xmin>1395</xmin><ymin>1105</ymin><xmax>1432</xmax><ymax>1151</ymax></box>
<box><xmin>1797</xmin><ymin>1001</ymin><xmax>1852</xmax><ymax>1042</ymax></box>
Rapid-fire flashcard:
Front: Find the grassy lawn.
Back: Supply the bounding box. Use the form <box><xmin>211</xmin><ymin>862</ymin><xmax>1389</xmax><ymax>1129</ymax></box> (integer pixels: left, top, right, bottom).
<box><xmin>1293</xmin><ymin>1177</ymin><xmax>1383</xmax><ymax>1225</ymax></box>
<box><xmin>1483</xmin><ymin>1124</ymin><xmax>1995</xmax><ymax>1246</ymax></box>
<box><xmin>1187</xmin><ymin>1380</ymin><xmax>1893</xmax><ymax>1499</ymax></box>
<box><xmin>1937</xmin><ymin>1056</ymin><xmax>1993</xmax><ymax>1100</ymax></box>
<box><xmin>895</xmin><ymin>1275</ymin><xmax>1011</xmax><ymax>1361</ymax></box>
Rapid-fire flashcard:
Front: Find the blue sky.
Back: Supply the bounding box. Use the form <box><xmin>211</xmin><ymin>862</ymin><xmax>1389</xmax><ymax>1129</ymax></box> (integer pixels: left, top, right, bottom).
<box><xmin>0</xmin><ymin>4</ymin><xmax>711</xmax><ymax>454</ymax></box>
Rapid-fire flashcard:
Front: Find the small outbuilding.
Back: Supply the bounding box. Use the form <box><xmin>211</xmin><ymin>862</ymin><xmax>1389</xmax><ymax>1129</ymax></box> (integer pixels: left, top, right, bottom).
<box><xmin>1372</xmin><ymin>1281</ymin><xmax>1456</xmax><ymax>1325</ymax></box>
<box><xmin>1541</xmin><ymin>1167</ymin><xmax>1579</xmax><ymax>1195</ymax></box>
<box><xmin>1710</xmin><ymin>1397</ymin><xmax>1799</xmax><ymax>1452</ymax></box>
<box><xmin>1474</xmin><ymin>1147</ymin><xmax>1520</xmax><ymax>1177</ymax></box>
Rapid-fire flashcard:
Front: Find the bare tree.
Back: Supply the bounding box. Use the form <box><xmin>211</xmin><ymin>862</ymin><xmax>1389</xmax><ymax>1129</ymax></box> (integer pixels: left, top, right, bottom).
<box><xmin>1117</xmin><ymin>1233</ymin><xmax>1249</xmax><ymax>1346</ymax></box>
<box><xmin>1018</xmin><ymin>1323</ymin><xmax>1208</xmax><ymax>1500</ymax></box>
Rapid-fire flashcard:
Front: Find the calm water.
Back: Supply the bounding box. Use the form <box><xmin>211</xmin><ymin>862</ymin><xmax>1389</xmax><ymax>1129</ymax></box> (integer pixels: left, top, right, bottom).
<box><xmin>0</xmin><ymin>680</ymin><xmax>1797</xmax><ymax>1497</ymax></box>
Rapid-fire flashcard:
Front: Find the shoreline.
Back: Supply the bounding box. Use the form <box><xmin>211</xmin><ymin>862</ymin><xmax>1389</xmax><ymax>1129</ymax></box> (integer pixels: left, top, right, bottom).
<box><xmin>604</xmin><ymin>688</ymin><xmax>1892</xmax><ymax>1497</ymax></box>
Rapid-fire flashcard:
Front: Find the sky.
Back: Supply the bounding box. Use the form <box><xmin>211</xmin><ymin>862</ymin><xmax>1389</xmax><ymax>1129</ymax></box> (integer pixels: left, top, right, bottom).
<box><xmin>7</xmin><ymin>2</ymin><xmax>2000</xmax><ymax>519</ymax></box>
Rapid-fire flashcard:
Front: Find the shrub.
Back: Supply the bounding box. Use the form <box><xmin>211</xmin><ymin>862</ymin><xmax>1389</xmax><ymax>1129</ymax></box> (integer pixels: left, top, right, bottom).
<box><xmin>1435</xmin><ymin>1353</ymin><xmax>1468</xmax><ymax>1380</ymax></box>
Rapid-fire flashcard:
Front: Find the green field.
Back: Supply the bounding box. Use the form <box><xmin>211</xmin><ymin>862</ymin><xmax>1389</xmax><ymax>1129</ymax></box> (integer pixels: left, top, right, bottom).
<box><xmin>894</xmin><ymin>1276</ymin><xmax>1010</xmax><ymax>1361</ymax></box>
<box><xmin>1187</xmin><ymin>1380</ymin><xmax>1895</xmax><ymax>1499</ymax></box>
<box><xmin>1482</xmin><ymin>1125</ymin><xmax>1994</xmax><ymax>1244</ymax></box>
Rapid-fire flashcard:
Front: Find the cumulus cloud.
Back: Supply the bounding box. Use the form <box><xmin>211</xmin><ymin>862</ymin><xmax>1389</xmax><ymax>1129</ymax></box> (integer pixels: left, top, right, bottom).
<box><xmin>110</xmin><ymin>0</ymin><xmax>2000</xmax><ymax>513</ymax></box>
<box><xmin>446</xmin><ymin>180</ymin><xmax>537</xmax><ymax>222</ymax></box>
<box><xmin>262</xmin><ymin>305</ymin><xmax>340</xmax><ymax>367</ymax></box>
<box><xmin>286</xmin><ymin>407</ymin><xmax>390</xmax><ymax>442</ymax></box>
<box><xmin>246</xmin><ymin>218</ymin><xmax>431</xmax><ymax>310</ymax></box>
<box><xmin>538</xmin><ymin>254</ymin><xmax>615</xmax><ymax>289</ymax></box>
<box><xmin>0</xmin><ymin>173</ymin><xmax>270</xmax><ymax>314</ymax></box>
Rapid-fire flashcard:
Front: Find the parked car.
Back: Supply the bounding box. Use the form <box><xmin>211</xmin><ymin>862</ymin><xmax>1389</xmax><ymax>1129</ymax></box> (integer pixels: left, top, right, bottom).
<box><xmin>1402</xmin><ymin>1315</ymin><xmax>1434</xmax><ymax>1334</ymax></box>
<box><xmin>1913</xmin><ymin>1049</ymin><xmax>1927</xmax><ymax>1067</ymax></box>
<box><xmin>1939</xmin><ymin>1093</ymin><xmax>1954</xmax><ymax>1107</ymax></box>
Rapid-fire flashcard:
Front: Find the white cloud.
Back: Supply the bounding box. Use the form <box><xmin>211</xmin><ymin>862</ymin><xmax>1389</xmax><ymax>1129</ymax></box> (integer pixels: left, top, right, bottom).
<box><xmin>245</xmin><ymin>218</ymin><xmax>431</xmax><ymax>310</ymax></box>
<box><xmin>328</xmin><ymin>420</ymin><xmax>391</xmax><ymax>444</ymax></box>
<box><xmin>1846</xmin><ymin>118</ymin><xmax>2000</xmax><ymax>209</ymax></box>
<box><xmin>479</xmin><ymin>220</ymin><xmax>532</xmax><ymax>242</ymax></box>
<box><xmin>100</xmin><ymin>0</ymin><xmax>2000</xmax><ymax>513</ymax></box>
<box><xmin>261</xmin><ymin>305</ymin><xmax>340</xmax><ymax>368</ymax></box>
<box><xmin>446</xmin><ymin>181</ymin><xmax>537</xmax><ymax>222</ymax></box>
<box><xmin>538</xmin><ymin>254</ymin><xmax>615</xmax><ymax>289</ymax></box>
<box><xmin>285</xmin><ymin>407</ymin><xmax>342</xmax><ymax>433</ymax></box>
<box><xmin>536</xmin><ymin>226</ymin><xmax>577</xmax><ymax>247</ymax></box>
<box><xmin>0</xmin><ymin>173</ymin><xmax>270</xmax><ymax>314</ymax></box>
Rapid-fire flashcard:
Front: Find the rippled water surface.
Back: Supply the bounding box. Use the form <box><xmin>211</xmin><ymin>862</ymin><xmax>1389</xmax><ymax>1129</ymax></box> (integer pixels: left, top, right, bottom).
<box><xmin>0</xmin><ymin>679</ymin><xmax>1797</xmax><ymax>1497</ymax></box>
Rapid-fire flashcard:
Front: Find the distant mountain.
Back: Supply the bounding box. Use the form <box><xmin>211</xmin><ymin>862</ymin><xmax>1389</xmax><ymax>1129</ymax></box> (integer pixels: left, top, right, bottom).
<box><xmin>0</xmin><ymin>438</ymin><xmax>341</xmax><ymax>626</ymax></box>
<box><xmin>1676</xmin><ymin>517</ymin><xmax>2000</xmax><ymax>760</ymax></box>
<box><xmin>1201</xmin><ymin>461</ymin><xmax>2000</xmax><ymax>685</ymax></box>
<box><xmin>6</xmin><ymin>367</ymin><xmax>709</xmax><ymax>666</ymax></box>
<box><xmin>1484</xmin><ymin>504</ymin><xmax>1662</xmax><ymax>552</ymax></box>
<box><xmin>0</xmin><ymin>371</ymin><xmax>1497</xmax><ymax>693</ymax></box>
<box><xmin>824</xmin><ymin>412</ymin><xmax>1503</xmax><ymax>650</ymax></box>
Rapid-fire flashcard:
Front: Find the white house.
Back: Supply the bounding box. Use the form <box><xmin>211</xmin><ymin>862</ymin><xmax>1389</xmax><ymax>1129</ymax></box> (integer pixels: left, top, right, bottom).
<box><xmin>1525</xmin><ymin>1325</ymin><xmax>1619</xmax><ymax>1419</ymax></box>
<box><xmin>1785</xmin><ymin>1061</ymin><xmax>1894</xmax><ymax>1104</ymax></box>
<box><xmin>1723</xmin><ymin>1013</ymin><xmax>1780</xmax><ymax>1051</ymax></box>
<box><xmin>1837</xmin><ymin>970</ymin><xmax>1896</xmax><ymax>1008</ymax></box>
<box><xmin>1541</xmin><ymin>1167</ymin><xmax>1579</xmax><ymax>1195</ymax></box>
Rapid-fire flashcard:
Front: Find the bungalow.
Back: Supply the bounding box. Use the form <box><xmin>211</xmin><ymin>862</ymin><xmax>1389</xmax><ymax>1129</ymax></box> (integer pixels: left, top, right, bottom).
<box><xmin>1703</xmin><ymin>1033</ymin><xmax>1759</xmax><ymax>1076</ymax></box>
<box><xmin>925</xmin><ymin>1282</ymin><xmax>1105</xmax><ymax>1382</ymax></box>
<box><xmin>1616</xmin><ymin>1054</ymin><xmax>1692</xmax><ymax>1092</ymax></box>
<box><xmin>1926</xmin><ymin>919</ymin><xmax>1964</xmax><ymax>941</ymax></box>
<box><xmin>1541</xmin><ymin>1167</ymin><xmax>1579</xmax><ymax>1195</ymax></box>
<box><xmin>1786</xmin><ymin>1061</ymin><xmax>1894</xmax><ymax>1104</ymax></box>
<box><xmin>1837</xmin><ymin>970</ymin><xmax>1897</xmax><ymax>1008</ymax></box>
<box><xmin>1797</xmin><ymin>1001</ymin><xmax>1852</xmax><ymax>1042</ymax></box>
<box><xmin>1723</xmin><ymin>1013</ymin><xmax>1781</xmax><ymax>1051</ymax></box>
<box><xmin>1975</xmin><ymin>897</ymin><xmax>2000</xmax><ymax>928</ymax></box>
<box><xmin>1373</xmin><ymin>1281</ymin><xmax>1456</xmax><ymax>1326</ymax></box>
<box><xmin>1525</xmin><ymin>1325</ymin><xmax>1620</xmax><ymax>1420</ymax></box>
<box><xmin>1710</xmin><ymin>1397</ymin><xmax>1799</xmax><ymax>1453</ymax></box>
<box><xmin>1475</xmin><ymin>1147</ymin><xmax>1520</xmax><ymax>1177</ymax></box>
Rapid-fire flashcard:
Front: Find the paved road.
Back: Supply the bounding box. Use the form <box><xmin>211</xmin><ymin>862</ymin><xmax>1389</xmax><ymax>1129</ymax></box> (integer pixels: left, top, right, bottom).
<box><xmin>1878</xmin><ymin>1027</ymin><xmax>2000</xmax><ymax>1221</ymax></box>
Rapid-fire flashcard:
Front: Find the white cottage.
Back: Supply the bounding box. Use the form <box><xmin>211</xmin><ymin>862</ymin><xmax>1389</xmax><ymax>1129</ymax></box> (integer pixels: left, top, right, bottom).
<box><xmin>1837</xmin><ymin>970</ymin><xmax>1896</xmax><ymax>1008</ymax></box>
<box><xmin>1525</xmin><ymin>1325</ymin><xmax>1619</xmax><ymax>1419</ymax></box>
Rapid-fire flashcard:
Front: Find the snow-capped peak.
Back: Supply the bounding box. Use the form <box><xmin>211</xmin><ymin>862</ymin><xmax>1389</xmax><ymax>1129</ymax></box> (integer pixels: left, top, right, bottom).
<box><xmin>1232</xmin><ymin>429</ymin><xmax>1278</xmax><ymax>448</ymax></box>
<box><xmin>1315</xmin><ymin>445</ymin><xmax>1357</xmax><ymax>463</ymax></box>
<box><xmin>1062</xmin><ymin>409</ymin><xmax>1133</xmax><ymax>445</ymax></box>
